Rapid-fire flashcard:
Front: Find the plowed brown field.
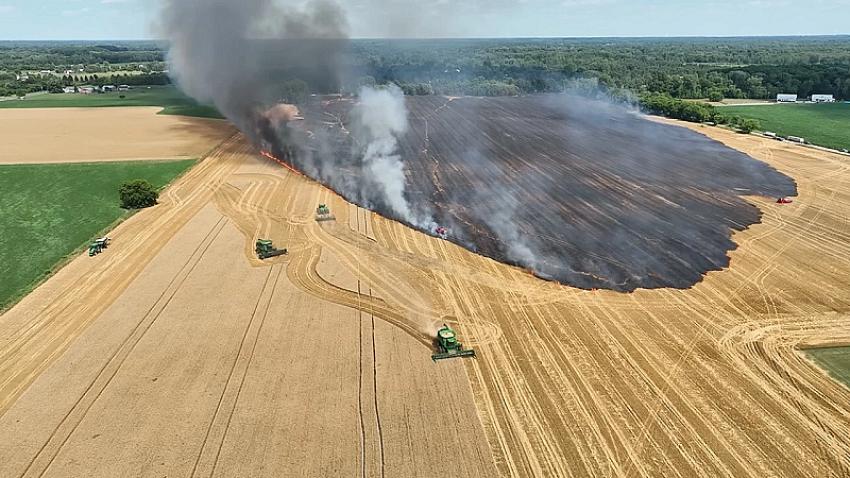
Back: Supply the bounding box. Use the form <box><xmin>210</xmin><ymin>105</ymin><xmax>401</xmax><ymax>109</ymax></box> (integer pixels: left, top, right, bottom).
<box><xmin>1</xmin><ymin>119</ymin><xmax>850</xmax><ymax>477</ymax></box>
<box><xmin>0</xmin><ymin>107</ymin><xmax>235</xmax><ymax>164</ymax></box>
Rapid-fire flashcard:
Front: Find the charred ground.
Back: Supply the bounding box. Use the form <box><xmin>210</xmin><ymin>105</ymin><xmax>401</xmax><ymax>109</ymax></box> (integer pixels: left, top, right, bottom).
<box><xmin>275</xmin><ymin>94</ymin><xmax>796</xmax><ymax>291</ymax></box>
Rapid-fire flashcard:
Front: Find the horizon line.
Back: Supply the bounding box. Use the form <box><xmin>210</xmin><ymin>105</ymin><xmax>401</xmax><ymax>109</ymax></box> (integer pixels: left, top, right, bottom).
<box><xmin>1</xmin><ymin>33</ymin><xmax>849</xmax><ymax>42</ymax></box>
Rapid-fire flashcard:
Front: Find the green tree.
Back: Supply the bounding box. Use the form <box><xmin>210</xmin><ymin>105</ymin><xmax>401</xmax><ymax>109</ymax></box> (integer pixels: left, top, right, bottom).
<box><xmin>119</xmin><ymin>179</ymin><xmax>158</xmax><ymax>209</ymax></box>
<box><xmin>723</xmin><ymin>115</ymin><xmax>740</xmax><ymax>127</ymax></box>
<box><xmin>738</xmin><ymin>118</ymin><xmax>760</xmax><ymax>134</ymax></box>
<box><xmin>639</xmin><ymin>93</ymin><xmax>715</xmax><ymax>123</ymax></box>
<box><xmin>708</xmin><ymin>90</ymin><xmax>723</xmax><ymax>102</ymax></box>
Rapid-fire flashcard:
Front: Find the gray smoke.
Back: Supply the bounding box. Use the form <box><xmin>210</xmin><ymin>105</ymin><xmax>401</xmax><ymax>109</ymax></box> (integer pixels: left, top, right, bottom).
<box><xmin>460</xmin><ymin>148</ymin><xmax>555</xmax><ymax>276</ymax></box>
<box><xmin>482</xmin><ymin>194</ymin><xmax>537</xmax><ymax>268</ymax></box>
<box><xmin>351</xmin><ymin>85</ymin><xmax>431</xmax><ymax>227</ymax></box>
<box><xmin>158</xmin><ymin>0</ymin><xmax>433</xmax><ymax>229</ymax></box>
<box><xmin>163</xmin><ymin>1</ymin><xmax>764</xmax><ymax>291</ymax></box>
<box><xmin>158</xmin><ymin>0</ymin><xmax>348</xmax><ymax>134</ymax></box>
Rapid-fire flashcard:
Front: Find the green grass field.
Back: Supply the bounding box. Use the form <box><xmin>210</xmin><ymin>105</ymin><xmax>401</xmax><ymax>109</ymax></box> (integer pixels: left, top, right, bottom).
<box><xmin>720</xmin><ymin>103</ymin><xmax>850</xmax><ymax>151</ymax></box>
<box><xmin>805</xmin><ymin>346</ymin><xmax>850</xmax><ymax>389</ymax></box>
<box><xmin>0</xmin><ymin>159</ymin><xmax>195</xmax><ymax>310</ymax></box>
<box><xmin>0</xmin><ymin>86</ymin><xmax>223</xmax><ymax>119</ymax></box>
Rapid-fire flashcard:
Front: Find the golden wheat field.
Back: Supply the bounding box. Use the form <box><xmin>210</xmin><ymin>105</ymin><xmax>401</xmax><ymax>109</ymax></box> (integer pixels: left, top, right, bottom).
<box><xmin>0</xmin><ymin>107</ymin><xmax>234</xmax><ymax>164</ymax></box>
<box><xmin>1</xmin><ymin>119</ymin><xmax>850</xmax><ymax>477</ymax></box>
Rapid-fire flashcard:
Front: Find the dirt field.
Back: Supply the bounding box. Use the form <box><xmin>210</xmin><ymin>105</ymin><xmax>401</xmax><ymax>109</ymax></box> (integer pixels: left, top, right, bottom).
<box><xmin>1</xmin><ymin>120</ymin><xmax>850</xmax><ymax>477</ymax></box>
<box><xmin>712</xmin><ymin>99</ymin><xmax>775</xmax><ymax>106</ymax></box>
<box><xmin>0</xmin><ymin>107</ymin><xmax>235</xmax><ymax>164</ymax></box>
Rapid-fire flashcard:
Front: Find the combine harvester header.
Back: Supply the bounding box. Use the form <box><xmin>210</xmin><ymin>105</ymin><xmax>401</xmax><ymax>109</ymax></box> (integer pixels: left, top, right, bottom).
<box><xmin>255</xmin><ymin>239</ymin><xmax>287</xmax><ymax>259</ymax></box>
<box><xmin>316</xmin><ymin>204</ymin><xmax>336</xmax><ymax>222</ymax></box>
<box><xmin>432</xmin><ymin>324</ymin><xmax>476</xmax><ymax>361</ymax></box>
<box><xmin>88</xmin><ymin>236</ymin><xmax>110</xmax><ymax>257</ymax></box>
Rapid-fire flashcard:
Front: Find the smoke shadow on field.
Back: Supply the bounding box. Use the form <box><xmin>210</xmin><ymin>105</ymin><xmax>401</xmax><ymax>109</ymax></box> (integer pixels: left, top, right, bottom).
<box><xmin>277</xmin><ymin>94</ymin><xmax>797</xmax><ymax>292</ymax></box>
<box><xmin>165</xmin><ymin>115</ymin><xmax>236</xmax><ymax>143</ymax></box>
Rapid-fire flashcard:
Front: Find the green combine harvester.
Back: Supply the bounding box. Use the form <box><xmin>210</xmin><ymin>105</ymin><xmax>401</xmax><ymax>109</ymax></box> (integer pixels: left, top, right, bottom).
<box><xmin>432</xmin><ymin>324</ymin><xmax>476</xmax><ymax>361</ymax></box>
<box><xmin>316</xmin><ymin>204</ymin><xmax>335</xmax><ymax>222</ymax></box>
<box><xmin>255</xmin><ymin>239</ymin><xmax>287</xmax><ymax>260</ymax></box>
<box><xmin>88</xmin><ymin>237</ymin><xmax>110</xmax><ymax>257</ymax></box>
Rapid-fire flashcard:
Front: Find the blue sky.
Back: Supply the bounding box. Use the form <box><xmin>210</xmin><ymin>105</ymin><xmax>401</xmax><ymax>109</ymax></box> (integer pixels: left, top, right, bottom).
<box><xmin>0</xmin><ymin>0</ymin><xmax>847</xmax><ymax>40</ymax></box>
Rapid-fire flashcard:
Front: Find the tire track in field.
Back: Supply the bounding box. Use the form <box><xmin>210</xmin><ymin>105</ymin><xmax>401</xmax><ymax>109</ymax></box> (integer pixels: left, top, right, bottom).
<box><xmin>185</xmin><ymin>146</ymin><xmax>290</xmax><ymax>478</ymax></box>
<box><xmin>0</xmin><ymin>134</ymin><xmax>247</xmax><ymax>417</ymax></box>
<box><xmin>19</xmin><ymin>216</ymin><xmax>229</xmax><ymax>478</ymax></box>
<box><xmin>377</xmin><ymin>126</ymin><xmax>850</xmax><ymax>478</ymax></box>
<box><xmin>356</xmin><ymin>206</ymin><xmax>386</xmax><ymax>478</ymax></box>
<box><xmin>286</xmin><ymin>243</ymin><xmax>432</xmax><ymax>349</ymax></box>
<box><xmin>352</xmin><ymin>204</ymin><xmax>385</xmax><ymax>478</ymax></box>
<box><xmin>718</xmin><ymin>319</ymin><xmax>850</xmax><ymax>475</ymax></box>
<box><xmin>190</xmin><ymin>264</ymin><xmax>283</xmax><ymax>478</ymax></box>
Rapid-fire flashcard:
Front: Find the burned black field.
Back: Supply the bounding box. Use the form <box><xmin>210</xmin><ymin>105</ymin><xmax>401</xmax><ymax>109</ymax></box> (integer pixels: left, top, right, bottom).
<box><xmin>281</xmin><ymin>95</ymin><xmax>796</xmax><ymax>291</ymax></box>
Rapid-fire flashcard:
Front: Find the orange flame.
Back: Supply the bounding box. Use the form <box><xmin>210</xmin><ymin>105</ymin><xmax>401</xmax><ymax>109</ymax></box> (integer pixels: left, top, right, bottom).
<box><xmin>260</xmin><ymin>150</ymin><xmax>305</xmax><ymax>177</ymax></box>
<box><xmin>257</xmin><ymin>150</ymin><xmax>344</xmax><ymax>201</ymax></box>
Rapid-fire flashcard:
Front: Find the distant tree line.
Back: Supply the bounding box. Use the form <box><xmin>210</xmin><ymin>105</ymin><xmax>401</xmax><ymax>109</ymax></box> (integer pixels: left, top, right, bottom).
<box><xmin>639</xmin><ymin>93</ymin><xmax>760</xmax><ymax>133</ymax></box>
<box><xmin>348</xmin><ymin>37</ymin><xmax>850</xmax><ymax>100</ymax></box>
<box><xmin>0</xmin><ymin>42</ymin><xmax>164</xmax><ymax>71</ymax></box>
<box><xmin>3</xmin><ymin>37</ymin><xmax>849</xmax><ymax>102</ymax></box>
<box><xmin>0</xmin><ymin>72</ymin><xmax>170</xmax><ymax>97</ymax></box>
<box><xmin>0</xmin><ymin>42</ymin><xmax>170</xmax><ymax>97</ymax></box>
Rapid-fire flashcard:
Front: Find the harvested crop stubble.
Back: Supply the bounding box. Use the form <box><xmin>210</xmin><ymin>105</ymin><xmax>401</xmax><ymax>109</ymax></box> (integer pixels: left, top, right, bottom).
<box><xmin>0</xmin><ymin>147</ymin><xmax>497</xmax><ymax>478</ymax></box>
<box><xmin>2</xmin><ymin>123</ymin><xmax>850</xmax><ymax>478</ymax></box>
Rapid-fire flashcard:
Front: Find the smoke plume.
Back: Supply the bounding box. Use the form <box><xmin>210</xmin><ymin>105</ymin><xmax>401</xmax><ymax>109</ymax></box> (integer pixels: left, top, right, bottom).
<box><xmin>158</xmin><ymin>0</ymin><xmax>348</xmax><ymax>134</ymax></box>
<box><xmin>159</xmin><ymin>0</ymin><xmax>432</xmax><ymax>232</ymax></box>
<box><xmin>157</xmin><ymin>2</ymin><xmax>797</xmax><ymax>292</ymax></box>
<box><xmin>352</xmin><ymin>85</ymin><xmax>425</xmax><ymax>225</ymax></box>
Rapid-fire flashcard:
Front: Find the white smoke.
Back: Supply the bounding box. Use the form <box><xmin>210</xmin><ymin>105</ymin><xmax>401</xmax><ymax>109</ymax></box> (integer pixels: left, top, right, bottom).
<box><xmin>464</xmin><ymin>153</ymin><xmax>544</xmax><ymax>270</ymax></box>
<box><xmin>483</xmin><ymin>195</ymin><xmax>538</xmax><ymax>268</ymax></box>
<box><xmin>353</xmin><ymin>85</ymin><xmax>428</xmax><ymax>226</ymax></box>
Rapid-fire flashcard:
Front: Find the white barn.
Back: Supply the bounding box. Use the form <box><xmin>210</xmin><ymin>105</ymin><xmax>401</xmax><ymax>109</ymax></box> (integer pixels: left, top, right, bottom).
<box><xmin>777</xmin><ymin>94</ymin><xmax>798</xmax><ymax>103</ymax></box>
<box><xmin>812</xmin><ymin>94</ymin><xmax>835</xmax><ymax>103</ymax></box>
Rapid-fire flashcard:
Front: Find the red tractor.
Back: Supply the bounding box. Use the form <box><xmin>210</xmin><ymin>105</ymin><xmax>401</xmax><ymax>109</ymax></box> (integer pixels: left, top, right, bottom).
<box><xmin>776</xmin><ymin>197</ymin><xmax>794</xmax><ymax>205</ymax></box>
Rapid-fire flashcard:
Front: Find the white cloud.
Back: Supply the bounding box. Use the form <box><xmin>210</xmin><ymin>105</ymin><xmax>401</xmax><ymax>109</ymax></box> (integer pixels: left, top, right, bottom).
<box><xmin>0</xmin><ymin>5</ymin><xmax>16</xmax><ymax>14</ymax></box>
